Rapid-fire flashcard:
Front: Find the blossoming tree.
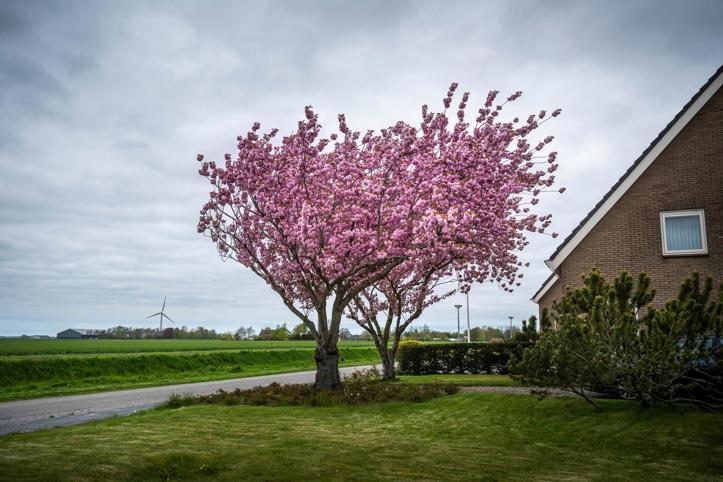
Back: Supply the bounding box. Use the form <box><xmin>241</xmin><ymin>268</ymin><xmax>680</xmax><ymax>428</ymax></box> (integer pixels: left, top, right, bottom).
<box><xmin>196</xmin><ymin>84</ymin><xmax>561</xmax><ymax>389</ymax></box>
<box><xmin>346</xmin><ymin>258</ymin><xmax>457</xmax><ymax>380</ymax></box>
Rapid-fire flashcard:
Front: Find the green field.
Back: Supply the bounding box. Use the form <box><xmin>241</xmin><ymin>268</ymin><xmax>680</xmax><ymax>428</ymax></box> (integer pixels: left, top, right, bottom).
<box><xmin>1</xmin><ymin>392</ymin><xmax>721</xmax><ymax>481</ymax></box>
<box><xmin>0</xmin><ymin>345</ymin><xmax>380</xmax><ymax>401</ymax></box>
<box><xmin>0</xmin><ymin>339</ymin><xmax>373</xmax><ymax>356</ymax></box>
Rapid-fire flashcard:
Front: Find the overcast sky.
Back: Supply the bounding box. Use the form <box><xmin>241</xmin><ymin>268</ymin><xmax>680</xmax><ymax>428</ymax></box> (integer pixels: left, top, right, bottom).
<box><xmin>1</xmin><ymin>0</ymin><xmax>721</xmax><ymax>336</ymax></box>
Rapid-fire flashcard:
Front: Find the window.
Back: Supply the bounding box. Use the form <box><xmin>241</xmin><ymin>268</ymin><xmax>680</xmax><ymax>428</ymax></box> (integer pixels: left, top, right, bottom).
<box><xmin>660</xmin><ymin>209</ymin><xmax>707</xmax><ymax>256</ymax></box>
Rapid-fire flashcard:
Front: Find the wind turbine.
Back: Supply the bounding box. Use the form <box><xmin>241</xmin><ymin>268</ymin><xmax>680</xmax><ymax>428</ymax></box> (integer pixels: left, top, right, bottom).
<box><xmin>146</xmin><ymin>297</ymin><xmax>175</xmax><ymax>331</ymax></box>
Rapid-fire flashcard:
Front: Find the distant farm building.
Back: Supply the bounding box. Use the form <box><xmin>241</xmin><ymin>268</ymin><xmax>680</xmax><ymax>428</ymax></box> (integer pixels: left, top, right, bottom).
<box><xmin>56</xmin><ymin>329</ymin><xmax>100</xmax><ymax>339</ymax></box>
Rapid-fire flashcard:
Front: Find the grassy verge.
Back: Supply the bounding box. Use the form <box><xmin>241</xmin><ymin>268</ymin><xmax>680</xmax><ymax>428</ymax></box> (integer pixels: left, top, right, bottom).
<box><xmin>1</xmin><ymin>393</ymin><xmax>721</xmax><ymax>481</ymax></box>
<box><xmin>395</xmin><ymin>373</ymin><xmax>519</xmax><ymax>386</ymax></box>
<box><xmin>0</xmin><ymin>339</ymin><xmax>375</xmax><ymax>356</ymax></box>
<box><xmin>0</xmin><ymin>348</ymin><xmax>380</xmax><ymax>401</ymax></box>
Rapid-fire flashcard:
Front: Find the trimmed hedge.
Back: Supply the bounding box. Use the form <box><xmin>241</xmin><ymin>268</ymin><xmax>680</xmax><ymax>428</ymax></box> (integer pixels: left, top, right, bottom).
<box><xmin>397</xmin><ymin>342</ymin><xmax>527</xmax><ymax>375</ymax></box>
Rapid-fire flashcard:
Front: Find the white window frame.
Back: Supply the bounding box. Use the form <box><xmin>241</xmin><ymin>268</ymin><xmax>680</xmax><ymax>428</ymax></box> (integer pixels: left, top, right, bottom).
<box><xmin>659</xmin><ymin>209</ymin><xmax>708</xmax><ymax>256</ymax></box>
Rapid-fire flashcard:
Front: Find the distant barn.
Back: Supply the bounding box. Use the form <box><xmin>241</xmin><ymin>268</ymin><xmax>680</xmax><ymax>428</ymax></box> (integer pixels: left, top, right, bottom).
<box><xmin>56</xmin><ymin>329</ymin><xmax>100</xmax><ymax>339</ymax></box>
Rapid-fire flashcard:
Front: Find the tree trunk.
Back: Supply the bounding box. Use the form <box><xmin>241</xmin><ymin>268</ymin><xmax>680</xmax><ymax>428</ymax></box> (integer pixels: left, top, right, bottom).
<box><xmin>381</xmin><ymin>348</ymin><xmax>396</xmax><ymax>380</ymax></box>
<box><xmin>315</xmin><ymin>344</ymin><xmax>342</xmax><ymax>390</ymax></box>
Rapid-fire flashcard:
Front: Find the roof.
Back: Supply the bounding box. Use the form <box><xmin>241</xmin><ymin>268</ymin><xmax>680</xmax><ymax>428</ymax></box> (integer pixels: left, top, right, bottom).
<box><xmin>533</xmin><ymin>65</ymin><xmax>723</xmax><ymax>302</ymax></box>
<box><xmin>531</xmin><ymin>272</ymin><xmax>559</xmax><ymax>304</ymax></box>
<box><xmin>61</xmin><ymin>329</ymin><xmax>99</xmax><ymax>335</ymax></box>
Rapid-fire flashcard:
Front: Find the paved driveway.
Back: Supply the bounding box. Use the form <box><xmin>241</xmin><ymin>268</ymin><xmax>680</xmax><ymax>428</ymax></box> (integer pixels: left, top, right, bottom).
<box><xmin>0</xmin><ymin>366</ymin><xmax>370</xmax><ymax>435</ymax></box>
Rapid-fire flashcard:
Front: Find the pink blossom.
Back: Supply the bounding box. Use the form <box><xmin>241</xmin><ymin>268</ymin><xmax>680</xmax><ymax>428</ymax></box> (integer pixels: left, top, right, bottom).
<box><xmin>196</xmin><ymin>83</ymin><xmax>561</xmax><ymax>366</ymax></box>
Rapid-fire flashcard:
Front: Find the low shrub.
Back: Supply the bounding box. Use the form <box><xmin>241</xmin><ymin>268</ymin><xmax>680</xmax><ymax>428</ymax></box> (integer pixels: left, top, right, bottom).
<box><xmin>396</xmin><ymin>340</ymin><xmax>423</xmax><ymax>360</ymax></box>
<box><xmin>344</xmin><ymin>365</ymin><xmax>383</xmax><ymax>381</ymax></box>
<box><xmin>165</xmin><ymin>378</ymin><xmax>459</xmax><ymax>408</ymax></box>
<box><xmin>513</xmin><ymin>270</ymin><xmax>723</xmax><ymax>409</ymax></box>
<box><xmin>397</xmin><ymin>342</ymin><xmax>527</xmax><ymax>375</ymax></box>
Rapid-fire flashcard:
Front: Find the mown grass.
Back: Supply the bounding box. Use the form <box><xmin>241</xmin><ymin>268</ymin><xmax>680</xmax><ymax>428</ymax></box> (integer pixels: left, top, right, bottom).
<box><xmin>0</xmin><ymin>339</ymin><xmax>374</xmax><ymax>356</ymax></box>
<box><xmin>0</xmin><ymin>348</ymin><xmax>380</xmax><ymax>401</ymax></box>
<box><xmin>395</xmin><ymin>373</ymin><xmax>520</xmax><ymax>386</ymax></box>
<box><xmin>0</xmin><ymin>393</ymin><xmax>721</xmax><ymax>481</ymax></box>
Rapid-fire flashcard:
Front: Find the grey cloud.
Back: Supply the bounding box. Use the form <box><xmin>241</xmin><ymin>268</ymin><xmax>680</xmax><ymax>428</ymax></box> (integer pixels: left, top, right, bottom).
<box><xmin>0</xmin><ymin>3</ymin><xmax>28</xmax><ymax>37</ymax></box>
<box><xmin>0</xmin><ymin>0</ymin><xmax>721</xmax><ymax>335</ymax></box>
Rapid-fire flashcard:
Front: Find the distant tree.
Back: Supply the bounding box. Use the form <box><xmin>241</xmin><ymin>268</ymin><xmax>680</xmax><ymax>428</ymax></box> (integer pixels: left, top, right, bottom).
<box><xmin>276</xmin><ymin>324</ymin><xmax>291</xmax><ymax>340</ymax></box>
<box><xmin>481</xmin><ymin>326</ymin><xmax>504</xmax><ymax>341</ymax></box>
<box><xmin>468</xmin><ymin>326</ymin><xmax>485</xmax><ymax>341</ymax></box>
<box><xmin>404</xmin><ymin>324</ymin><xmax>433</xmax><ymax>341</ymax></box>
<box><xmin>513</xmin><ymin>315</ymin><xmax>538</xmax><ymax>343</ymax></box>
<box><xmin>290</xmin><ymin>322</ymin><xmax>314</xmax><ymax>340</ymax></box>
<box><xmin>99</xmin><ymin>324</ymin><xmax>239</xmax><ymax>340</ymax></box>
<box><xmin>234</xmin><ymin>326</ymin><xmax>256</xmax><ymax>340</ymax></box>
<box><xmin>338</xmin><ymin>328</ymin><xmax>353</xmax><ymax>340</ymax></box>
<box><xmin>524</xmin><ymin>315</ymin><xmax>537</xmax><ymax>336</ymax></box>
<box><xmin>292</xmin><ymin>323</ymin><xmax>308</xmax><ymax>337</ymax></box>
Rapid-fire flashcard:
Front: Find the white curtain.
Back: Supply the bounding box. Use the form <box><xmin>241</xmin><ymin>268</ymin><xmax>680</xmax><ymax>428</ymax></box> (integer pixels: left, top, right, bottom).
<box><xmin>665</xmin><ymin>215</ymin><xmax>702</xmax><ymax>251</ymax></box>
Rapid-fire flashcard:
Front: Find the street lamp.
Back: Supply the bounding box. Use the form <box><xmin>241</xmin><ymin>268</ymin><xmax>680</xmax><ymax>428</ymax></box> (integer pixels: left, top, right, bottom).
<box><xmin>455</xmin><ymin>304</ymin><xmax>463</xmax><ymax>342</ymax></box>
<box><xmin>466</xmin><ymin>291</ymin><xmax>471</xmax><ymax>343</ymax></box>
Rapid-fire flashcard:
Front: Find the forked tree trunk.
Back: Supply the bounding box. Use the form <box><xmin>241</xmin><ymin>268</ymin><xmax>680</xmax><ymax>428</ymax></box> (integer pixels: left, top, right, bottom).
<box><xmin>379</xmin><ymin>346</ymin><xmax>398</xmax><ymax>380</ymax></box>
<box><xmin>315</xmin><ymin>344</ymin><xmax>342</xmax><ymax>390</ymax></box>
<box><xmin>381</xmin><ymin>351</ymin><xmax>396</xmax><ymax>380</ymax></box>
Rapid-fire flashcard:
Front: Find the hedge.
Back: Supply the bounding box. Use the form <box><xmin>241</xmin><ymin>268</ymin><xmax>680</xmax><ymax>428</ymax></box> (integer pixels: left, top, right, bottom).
<box><xmin>397</xmin><ymin>342</ymin><xmax>528</xmax><ymax>375</ymax></box>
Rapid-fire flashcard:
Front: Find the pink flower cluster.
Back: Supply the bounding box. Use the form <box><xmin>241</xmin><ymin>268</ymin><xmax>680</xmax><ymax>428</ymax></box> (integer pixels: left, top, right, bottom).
<box><xmin>197</xmin><ymin>85</ymin><xmax>562</xmax><ymax>330</ymax></box>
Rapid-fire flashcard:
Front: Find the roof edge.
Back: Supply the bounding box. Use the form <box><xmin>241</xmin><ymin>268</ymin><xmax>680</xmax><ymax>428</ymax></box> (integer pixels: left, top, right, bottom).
<box><xmin>531</xmin><ymin>272</ymin><xmax>559</xmax><ymax>303</ymax></box>
<box><xmin>546</xmin><ymin>64</ymin><xmax>723</xmax><ymax>272</ymax></box>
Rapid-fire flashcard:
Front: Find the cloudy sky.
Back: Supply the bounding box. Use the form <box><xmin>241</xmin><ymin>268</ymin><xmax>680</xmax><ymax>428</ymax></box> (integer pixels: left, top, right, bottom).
<box><xmin>1</xmin><ymin>0</ymin><xmax>721</xmax><ymax>336</ymax></box>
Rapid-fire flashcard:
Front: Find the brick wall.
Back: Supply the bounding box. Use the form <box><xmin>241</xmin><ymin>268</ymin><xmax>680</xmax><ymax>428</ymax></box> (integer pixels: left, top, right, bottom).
<box><xmin>539</xmin><ymin>85</ymin><xmax>723</xmax><ymax>313</ymax></box>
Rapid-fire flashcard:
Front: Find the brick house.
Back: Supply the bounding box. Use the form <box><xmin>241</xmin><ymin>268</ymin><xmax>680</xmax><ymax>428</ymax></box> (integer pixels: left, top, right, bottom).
<box><xmin>533</xmin><ymin>66</ymin><xmax>723</xmax><ymax>315</ymax></box>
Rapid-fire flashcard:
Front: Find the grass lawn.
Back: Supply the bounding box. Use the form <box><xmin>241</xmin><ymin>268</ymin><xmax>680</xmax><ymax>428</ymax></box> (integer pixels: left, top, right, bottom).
<box><xmin>0</xmin><ymin>348</ymin><xmax>380</xmax><ymax>402</ymax></box>
<box><xmin>1</xmin><ymin>393</ymin><xmax>721</xmax><ymax>481</ymax></box>
<box><xmin>395</xmin><ymin>373</ymin><xmax>519</xmax><ymax>386</ymax></box>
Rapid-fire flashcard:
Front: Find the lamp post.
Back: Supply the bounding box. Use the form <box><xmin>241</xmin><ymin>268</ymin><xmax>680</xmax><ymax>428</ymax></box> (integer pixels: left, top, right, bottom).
<box><xmin>466</xmin><ymin>292</ymin><xmax>471</xmax><ymax>343</ymax></box>
<box><xmin>455</xmin><ymin>304</ymin><xmax>463</xmax><ymax>342</ymax></box>
<box><xmin>508</xmin><ymin>316</ymin><xmax>514</xmax><ymax>340</ymax></box>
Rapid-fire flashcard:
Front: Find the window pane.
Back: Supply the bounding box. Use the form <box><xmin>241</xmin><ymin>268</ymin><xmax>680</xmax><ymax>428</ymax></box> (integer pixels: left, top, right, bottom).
<box><xmin>665</xmin><ymin>215</ymin><xmax>702</xmax><ymax>251</ymax></box>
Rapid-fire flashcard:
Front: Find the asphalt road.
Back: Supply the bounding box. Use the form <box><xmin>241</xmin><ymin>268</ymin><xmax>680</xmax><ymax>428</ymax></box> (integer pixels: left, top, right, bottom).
<box><xmin>0</xmin><ymin>366</ymin><xmax>371</xmax><ymax>435</ymax></box>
